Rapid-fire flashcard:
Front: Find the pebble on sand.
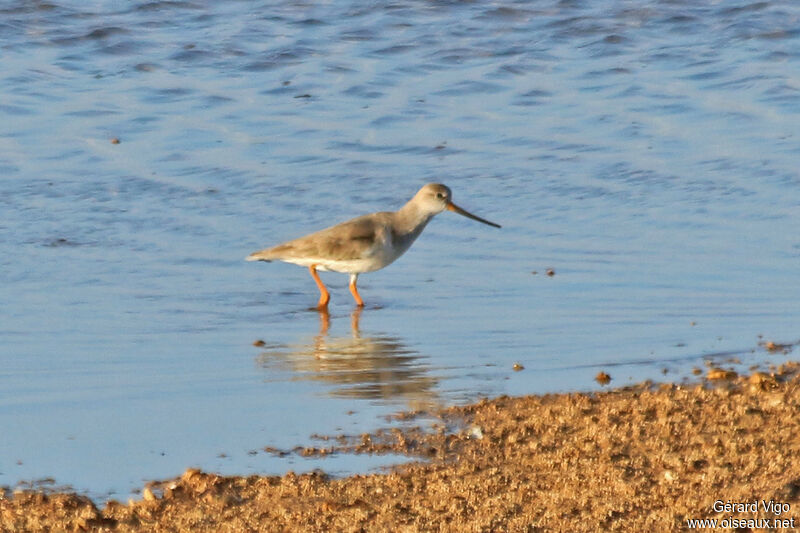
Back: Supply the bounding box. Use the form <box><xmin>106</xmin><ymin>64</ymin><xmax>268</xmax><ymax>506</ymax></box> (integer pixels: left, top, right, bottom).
<box><xmin>764</xmin><ymin>341</ymin><xmax>791</xmax><ymax>353</ymax></box>
<box><xmin>706</xmin><ymin>368</ymin><xmax>737</xmax><ymax>381</ymax></box>
<box><xmin>595</xmin><ymin>372</ymin><xmax>611</xmax><ymax>385</ymax></box>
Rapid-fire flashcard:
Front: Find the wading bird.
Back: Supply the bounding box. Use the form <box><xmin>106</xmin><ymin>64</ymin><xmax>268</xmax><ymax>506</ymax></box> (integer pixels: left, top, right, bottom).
<box><xmin>246</xmin><ymin>183</ymin><xmax>500</xmax><ymax>309</ymax></box>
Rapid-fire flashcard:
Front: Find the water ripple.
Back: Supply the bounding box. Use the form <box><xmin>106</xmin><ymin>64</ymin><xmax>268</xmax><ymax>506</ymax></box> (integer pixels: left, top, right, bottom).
<box><xmin>3</xmin><ymin>0</ymin><xmax>800</xmax><ymax>501</ymax></box>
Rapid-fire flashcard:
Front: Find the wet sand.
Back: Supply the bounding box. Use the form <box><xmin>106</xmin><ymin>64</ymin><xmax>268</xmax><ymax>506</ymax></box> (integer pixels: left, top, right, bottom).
<box><xmin>2</xmin><ymin>362</ymin><xmax>799</xmax><ymax>532</ymax></box>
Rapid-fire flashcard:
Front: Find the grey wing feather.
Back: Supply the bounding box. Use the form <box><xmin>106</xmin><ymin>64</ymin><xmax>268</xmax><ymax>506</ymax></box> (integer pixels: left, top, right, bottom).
<box><xmin>246</xmin><ymin>213</ymin><xmax>388</xmax><ymax>262</ymax></box>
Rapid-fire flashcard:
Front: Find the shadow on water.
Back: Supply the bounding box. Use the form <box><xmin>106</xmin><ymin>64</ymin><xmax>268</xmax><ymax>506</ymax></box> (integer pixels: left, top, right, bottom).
<box><xmin>256</xmin><ymin>308</ymin><xmax>440</xmax><ymax>409</ymax></box>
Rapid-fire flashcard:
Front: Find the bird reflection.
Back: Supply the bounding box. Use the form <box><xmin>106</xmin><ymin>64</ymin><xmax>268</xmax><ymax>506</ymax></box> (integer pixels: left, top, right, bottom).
<box><xmin>256</xmin><ymin>308</ymin><xmax>439</xmax><ymax>409</ymax></box>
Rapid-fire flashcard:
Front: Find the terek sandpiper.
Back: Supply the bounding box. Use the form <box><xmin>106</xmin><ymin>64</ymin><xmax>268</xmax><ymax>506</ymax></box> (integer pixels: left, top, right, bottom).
<box><xmin>246</xmin><ymin>183</ymin><xmax>500</xmax><ymax>309</ymax></box>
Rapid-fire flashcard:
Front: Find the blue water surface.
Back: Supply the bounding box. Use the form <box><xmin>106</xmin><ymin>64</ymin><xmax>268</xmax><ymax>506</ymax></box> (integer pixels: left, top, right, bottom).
<box><xmin>1</xmin><ymin>0</ymin><xmax>799</xmax><ymax>500</ymax></box>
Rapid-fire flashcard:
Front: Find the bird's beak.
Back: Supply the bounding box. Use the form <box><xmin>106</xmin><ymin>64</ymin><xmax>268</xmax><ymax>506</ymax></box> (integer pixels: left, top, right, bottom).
<box><xmin>446</xmin><ymin>202</ymin><xmax>501</xmax><ymax>228</ymax></box>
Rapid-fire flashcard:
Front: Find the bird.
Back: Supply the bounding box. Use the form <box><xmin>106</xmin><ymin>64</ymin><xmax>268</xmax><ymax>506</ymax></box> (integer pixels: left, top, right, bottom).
<box><xmin>246</xmin><ymin>183</ymin><xmax>500</xmax><ymax>309</ymax></box>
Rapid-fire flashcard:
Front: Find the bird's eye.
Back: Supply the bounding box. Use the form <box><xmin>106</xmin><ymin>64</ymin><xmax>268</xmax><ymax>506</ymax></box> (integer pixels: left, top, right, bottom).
<box><xmin>436</xmin><ymin>192</ymin><xmax>444</xmax><ymax>199</ymax></box>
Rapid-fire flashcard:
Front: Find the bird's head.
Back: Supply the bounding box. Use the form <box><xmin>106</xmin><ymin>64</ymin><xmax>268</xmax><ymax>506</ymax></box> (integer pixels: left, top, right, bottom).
<box><xmin>415</xmin><ymin>183</ymin><xmax>501</xmax><ymax>228</ymax></box>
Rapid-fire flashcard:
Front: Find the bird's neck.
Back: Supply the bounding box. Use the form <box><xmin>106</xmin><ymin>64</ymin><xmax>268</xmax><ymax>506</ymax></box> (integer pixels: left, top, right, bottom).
<box><xmin>393</xmin><ymin>202</ymin><xmax>434</xmax><ymax>239</ymax></box>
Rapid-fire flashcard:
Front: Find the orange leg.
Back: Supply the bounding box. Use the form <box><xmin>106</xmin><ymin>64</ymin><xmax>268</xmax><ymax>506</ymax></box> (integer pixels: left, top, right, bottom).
<box><xmin>350</xmin><ymin>306</ymin><xmax>362</xmax><ymax>334</ymax></box>
<box><xmin>309</xmin><ymin>265</ymin><xmax>330</xmax><ymax>309</ymax></box>
<box><xmin>349</xmin><ymin>273</ymin><xmax>364</xmax><ymax>307</ymax></box>
<box><xmin>317</xmin><ymin>307</ymin><xmax>330</xmax><ymax>336</ymax></box>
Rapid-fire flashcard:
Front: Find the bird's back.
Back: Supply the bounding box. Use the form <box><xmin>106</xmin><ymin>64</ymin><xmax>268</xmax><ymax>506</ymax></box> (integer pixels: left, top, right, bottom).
<box><xmin>246</xmin><ymin>212</ymin><xmax>396</xmax><ymax>272</ymax></box>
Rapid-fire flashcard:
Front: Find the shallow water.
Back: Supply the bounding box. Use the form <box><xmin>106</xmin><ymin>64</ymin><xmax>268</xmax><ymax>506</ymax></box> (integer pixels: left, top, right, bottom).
<box><xmin>2</xmin><ymin>0</ymin><xmax>799</xmax><ymax>500</ymax></box>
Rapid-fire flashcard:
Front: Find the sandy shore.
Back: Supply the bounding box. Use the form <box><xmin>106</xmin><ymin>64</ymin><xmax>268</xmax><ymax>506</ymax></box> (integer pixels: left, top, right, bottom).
<box><xmin>2</xmin><ymin>361</ymin><xmax>799</xmax><ymax>532</ymax></box>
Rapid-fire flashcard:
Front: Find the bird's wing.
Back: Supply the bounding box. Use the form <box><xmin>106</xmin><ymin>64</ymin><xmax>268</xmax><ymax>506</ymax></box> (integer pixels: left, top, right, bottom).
<box><xmin>248</xmin><ymin>213</ymin><xmax>390</xmax><ymax>262</ymax></box>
